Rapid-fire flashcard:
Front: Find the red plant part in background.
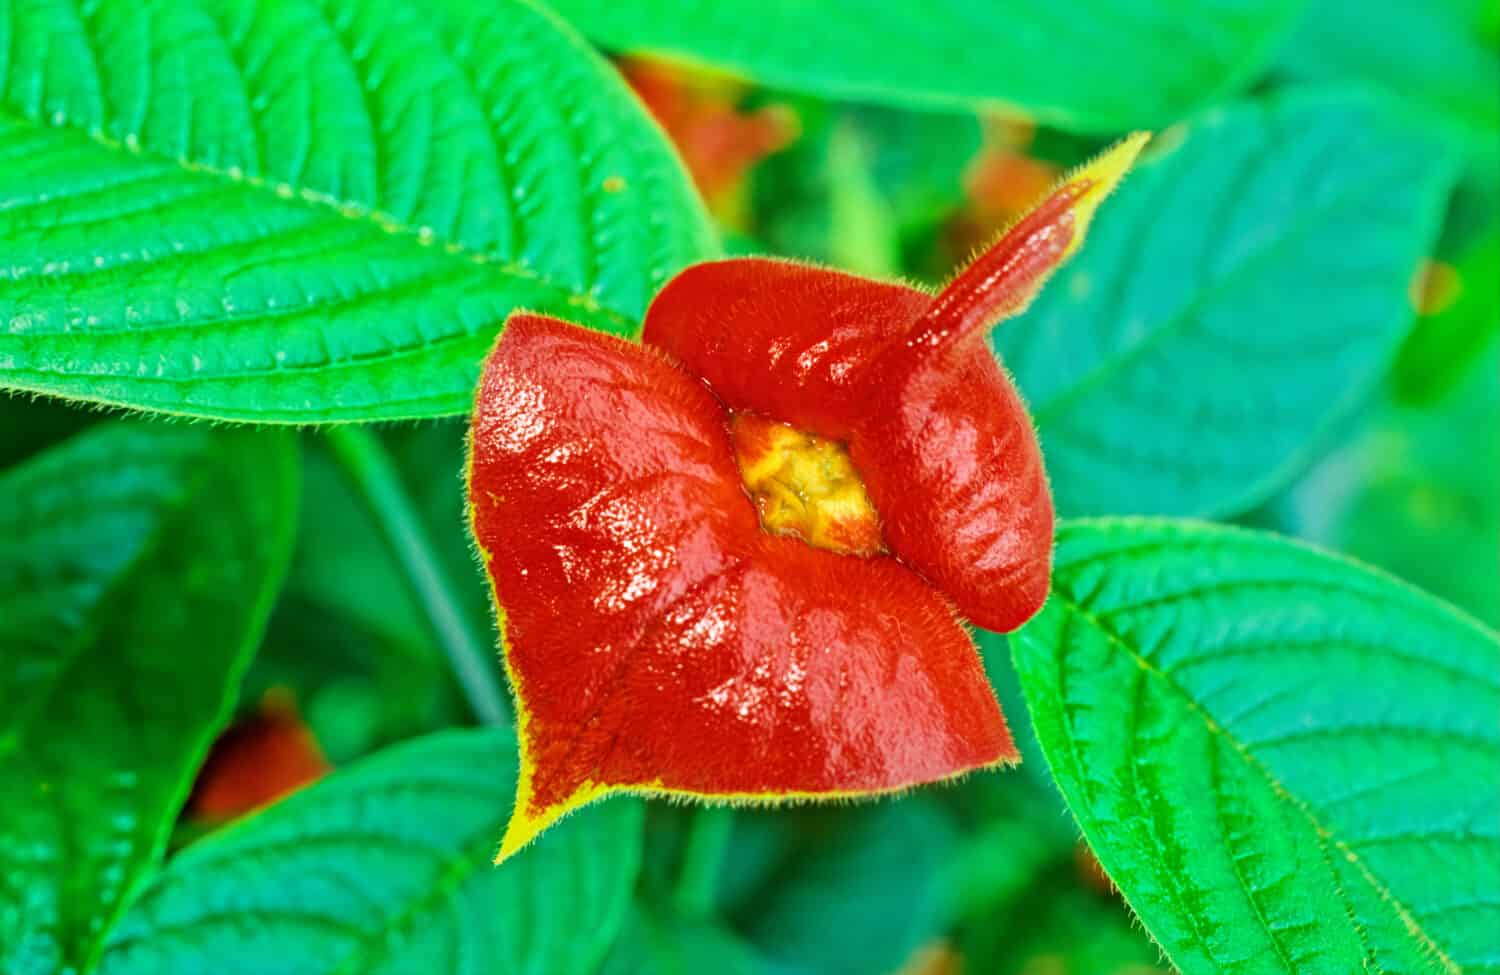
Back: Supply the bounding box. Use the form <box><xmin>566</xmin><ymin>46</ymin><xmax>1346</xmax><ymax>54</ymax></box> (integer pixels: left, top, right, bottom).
<box><xmin>469</xmin><ymin>134</ymin><xmax>1149</xmax><ymax>859</ymax></box>
<box><xmin>189</xmin><ymin>689</ymin><xmax>330</xmax><ymax>821</ymax></box>
<box><xmin>948</xmin><ymin>117</ymin><xmax>1063</xmax><ymax>264</ymax></box>
<box><xmin>620</xmin><ymin>57</ymin><xmax>797</xmax><ymax>219</ymax></box>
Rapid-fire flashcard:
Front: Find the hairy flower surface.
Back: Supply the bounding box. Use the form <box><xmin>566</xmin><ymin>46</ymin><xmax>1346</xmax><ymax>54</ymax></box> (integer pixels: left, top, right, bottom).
<box><xmin>470</xmin><ymin>134</ymin><xmax>1148</xmax><ymax>859</ymax></box>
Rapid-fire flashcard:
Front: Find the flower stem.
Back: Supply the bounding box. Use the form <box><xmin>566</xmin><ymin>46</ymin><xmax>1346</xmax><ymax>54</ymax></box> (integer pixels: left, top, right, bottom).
<box><xmin>676</xmin><ymin>806</ymin><xmax>735</xmax><ymax>917</ymax></box>
<box><xmin>322</xmin><ymin>425</ymin><xmax>509</xmax><ymax>727</ymax></box>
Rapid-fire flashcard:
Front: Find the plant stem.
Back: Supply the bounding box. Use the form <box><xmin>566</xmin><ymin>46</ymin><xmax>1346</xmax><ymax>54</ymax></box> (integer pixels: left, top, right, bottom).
<box><xmin>676</xmin><ymin>805</ymin><xmax>735</xmax><ymax>917</ymax></box>
<box><xmin>323</xmin><ymin>425</ymin><xmax>509</xmax><ymax>727</ymax></box>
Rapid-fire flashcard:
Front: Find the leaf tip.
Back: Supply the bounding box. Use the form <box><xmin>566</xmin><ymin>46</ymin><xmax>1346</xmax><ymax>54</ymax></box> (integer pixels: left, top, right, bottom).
<box><xmin>494</xmin><ymin>763</ymin><xmax>613</xmax><ymax>864</ymax></box>
<box><xmin>1059</xmin><ymin>130</ymin><xmax>1150</xmax><ymax>258</ymax></box>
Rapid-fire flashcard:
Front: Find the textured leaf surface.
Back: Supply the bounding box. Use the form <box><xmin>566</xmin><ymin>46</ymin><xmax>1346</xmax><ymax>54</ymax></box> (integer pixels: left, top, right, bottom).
<box><xmin>994</xmin><ymin>93</ymin><xmax>1456</xmax><ymax>517</ymax></box>
<box><xmin>98</xmin><ymin>730</ymin><xmax>642</xmax><ymax>975</ymax></box>
<box><xmin>545</xmin><ymin>0</ymin><xmax>1301</xmax><ymax>131</ymax></box>
<box><xmin>0</xmin><ymin>0</ymin><xmax>714</xmax><ymax>422</ymax></box>
<box><xmin>0</xmin><ymin>421</ymin><xmax>298</xmax><ymax>975</ymax></box>
<box><xmin>1012</xmin><ymin>519</ymin><xmax>1500</xmax><ymax>975</ymax></box>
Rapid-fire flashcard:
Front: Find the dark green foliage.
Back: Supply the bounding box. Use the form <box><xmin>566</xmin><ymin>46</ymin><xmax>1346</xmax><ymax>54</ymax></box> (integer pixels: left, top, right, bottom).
<box><xmin>0</xmin><ymin>422</ymin><xmax>298</xmax><ymax>974</ymax></box>
<box><xmin>1</xmin><ymin>1</ymin><xmax>1495</xmax><ymax>972</ymax></box>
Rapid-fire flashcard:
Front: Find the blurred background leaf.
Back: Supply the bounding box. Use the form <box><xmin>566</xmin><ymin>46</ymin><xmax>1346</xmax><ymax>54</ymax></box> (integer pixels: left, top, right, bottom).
<box><xmin>1249</xmin><ymin>332</ymin><xmax>1500</xmax><ymax>627</ymax></box>
<box><xmin>549</xmin><ymin>0</ymin><xmax>1304</xmax><ymax>131</ymax></box>
<box><xmin>993</xmin><ymin>92</ymin><xmax>1456</xmax><ymax>517</ymax></box>
<box><xmin>0</xmin><ymin>422</ymin><xmax>297</xmax><ymax>975</ymax></box>
<box><xmin>245</xmin><ymin>422</ymin><xmax>497</xmax><ymax>765</ymax></box>
<box><xmin>1272</xmin><ymin>0</ymin><xmax>1500</xmax><ymax>232</ymax></box>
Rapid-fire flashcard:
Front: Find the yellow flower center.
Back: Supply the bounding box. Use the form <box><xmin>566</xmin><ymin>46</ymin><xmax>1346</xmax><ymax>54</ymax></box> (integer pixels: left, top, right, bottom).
<box><xmin>729</xmin><ymin>413</ymin><xmax>884</xmax><ymax>557</ymax></box>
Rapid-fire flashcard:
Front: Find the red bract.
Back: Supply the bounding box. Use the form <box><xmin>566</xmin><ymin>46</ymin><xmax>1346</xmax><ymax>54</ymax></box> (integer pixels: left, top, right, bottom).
<box><xmin>469</xmin><ymin>134</ymin><xmax>1148</xmax><ymax>859</ymax></box>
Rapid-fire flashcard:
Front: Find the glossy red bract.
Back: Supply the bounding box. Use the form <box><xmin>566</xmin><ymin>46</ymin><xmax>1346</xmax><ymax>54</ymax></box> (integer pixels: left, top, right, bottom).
<box><xmin>469</xmin><ymin>134</ymin><xmax>1148</xmax><ymax>857</ymax></box>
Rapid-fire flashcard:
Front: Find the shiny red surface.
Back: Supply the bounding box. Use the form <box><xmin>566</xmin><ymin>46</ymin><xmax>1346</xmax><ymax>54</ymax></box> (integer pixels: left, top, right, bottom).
<box><xmin>643</xmin><ymin>258</ymin><xmax>931</xmax><ymax>439</ymax></box>
<box><xmin>467</xmin><ymin>170</ymin><xmax>1125</xmax><ymax>822</ymax></box>
<box><xmin>643</xmin><ymin>205</ymin><xmax>1071</xmax><ymax>630</ymax></box>
<box><xmin>469</xmin><ymin>315</ymin><xmax>1012</xmax><ymax>815</ymax></box>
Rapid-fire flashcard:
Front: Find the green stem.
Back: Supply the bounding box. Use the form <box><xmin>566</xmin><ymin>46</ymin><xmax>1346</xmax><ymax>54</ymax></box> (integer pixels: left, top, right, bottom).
<box><xmin>676</xmin><ymin>806</ymin><xmax>735</xmax><ymax>917</ymax></box>
<box><xmin>323</xmin><ymin>425</ymin><xmax>509</xmax><ymax>727</ymax></box>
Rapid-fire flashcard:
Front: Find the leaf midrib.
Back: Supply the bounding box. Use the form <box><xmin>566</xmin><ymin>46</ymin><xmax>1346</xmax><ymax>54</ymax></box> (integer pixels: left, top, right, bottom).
<box><xmin>0</xmin><ymin>107</ymin><xmax>640</xmax><ymax>333</ymax></box>
<box><xmin>1049</xmin><ymin>587</ymin><xmax>1464</xmax><ymax>975</ymax></box>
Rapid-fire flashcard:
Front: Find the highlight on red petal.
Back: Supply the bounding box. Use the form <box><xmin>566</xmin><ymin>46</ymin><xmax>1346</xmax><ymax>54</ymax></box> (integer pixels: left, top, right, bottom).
<box><xmin>643</xmin><ymin>257</ymin><xmax>931</xmax><ymax>438</ymax></box>
<box><xmin>189</xmin><ymin>689</ymin><xmax>330</xmax><ymax>821</ymax></box>
<box><xmin>468</xmin><ymin>314</ymin><xmax>1014</xmax><ymax>861</ymax></box>
<box><xmin>850</xmin><ymin>348</ymin><xmax>1054</xmax><ymax>633</ymax></box>
<box><xmin>842</xmin><ymin>132</ymin><xmax>1149</xmax><ymax>631</ymax></box>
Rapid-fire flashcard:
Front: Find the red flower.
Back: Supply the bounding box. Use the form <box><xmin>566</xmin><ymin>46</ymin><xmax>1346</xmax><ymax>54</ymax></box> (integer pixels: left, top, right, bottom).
<box><xmin>469</xmin><ymin>134</ymin><xmax>1148</xmax><ymax>859</ymax></box>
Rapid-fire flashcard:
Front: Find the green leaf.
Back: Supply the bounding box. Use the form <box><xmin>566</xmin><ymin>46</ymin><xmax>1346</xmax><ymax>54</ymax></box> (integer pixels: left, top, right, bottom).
<box><xmin>958</xmin><ymin>871</ymin><xmax>1168</xmax><ymax>975</ymax></box>
<box><xmin>0</xmin><ymin>0</ymin><xmax>715</xmax><ymax>423</ymax></box>
<box><xmin>98</xmin><ymin>729</ymin><xmax>643</xmax><ymax>975</ymax></box>
<box><xmin>1392</xmin><ymin>231</ymin><xmax>1500</xmax><ymax>404</ymax></box>
<box><xmin>544</xmin><ymin>0</ymin><xmax>1302</xmax><ymax>132</ymax></box>
<box><xmin>1011</xmin><ymin>518</ymin><xmax>1500</xmax><ymax>975</ymax></box>
<box><xmin>601</xmin><ymin>904</ymin><xmax>783</xmax><ymax>975</ymax></box>
<box><xmin>731</xmin><ymin>800</ymin><xmax>957</xmax><ymax>975</ymax></box>
<box><xmin>941</xmin><ymin>632</ymin><xmax>1080</xmax><ymax>920</ymax></box>
<box><xmin>1255</xmin><ymin>332</ymin><xmax>1500</xmax><ymax>628</ymax></box>
<box><xmin>245</xmin><ymin>422</ymin><xmax>491</xmax><ymax>764</ymax></box>
<box><xmin>1273</xmin><ymin>0</ymin><xmax>1500</xmax><ymax>196</ymax></box>
<box><xmin>0</xmin><ymin>420</ymin><xmax>298</xmax><ymax>975</ymax></box>
<box><xmin>995</xmin><ymin>93</ymin><xmax>1456</xmax><ymax>517</ymax></box>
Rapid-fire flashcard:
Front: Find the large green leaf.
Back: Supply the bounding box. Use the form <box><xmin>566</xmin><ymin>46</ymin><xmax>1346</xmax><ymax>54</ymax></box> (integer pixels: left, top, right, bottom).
<box><xmin>994</xmin><ymin>93</ymin><xmax>1456</xmax><ymax>517</ymax></box>
<box><xmin>0</xmin><ymin>0</ymin><xmax>715</xmax><ymax>423</ymax></box>
<box><xmin>98</xmin><ymin>729</ymin><xmax>642</xmax><ymax>975</ymax></box>
<box><xmin>544</xmin><ymin>0</ymin><xmax>1302</xmax><ymax>132</ymax></box>
<box><xmin>1012</xmin><ymin>519</ymin><xmax>1500</xmax><ymax>975</ymax></box>
<box><xmin>0</xmin><ymin>421</ymin><xmax>298</xmax><ymax>975</ymax></box>
<box><xmin>1273</xmin><ymin>0</ymin><xmax>1500</xmax><ymax>205</ymax></box>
